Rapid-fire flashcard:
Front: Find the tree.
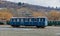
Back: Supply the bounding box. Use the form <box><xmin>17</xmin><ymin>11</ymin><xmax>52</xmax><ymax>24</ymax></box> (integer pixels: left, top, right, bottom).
<box><xmin>0</xmin><ymin>12</ymin><xmax>13</xmax><ymax>20</ymax></box>
<box><xmin>48</xmin><ymin>10</ymin><xmax>60</xmax><ymax>20</ymax></box>
<box><xmin>18</xmin><ymin>2</ymin><xmax>22</xmax><ymax>6</ymax></box>
<box><xmin>32</xmin><ymin>12</ymin><xmax>46</xmax><ymax>17</ymax></box>
<box><xmin>0</xmin><ymin>8</ymin><xmax>13</xmax><ymax>21</ymax></box>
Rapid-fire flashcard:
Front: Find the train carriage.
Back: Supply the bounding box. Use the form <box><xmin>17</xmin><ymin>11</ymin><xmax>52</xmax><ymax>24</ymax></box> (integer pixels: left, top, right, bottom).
<box><xmin>9</xmin><ymin>17</ymin><xmax>48</xmax><ymax>28</ymax></box>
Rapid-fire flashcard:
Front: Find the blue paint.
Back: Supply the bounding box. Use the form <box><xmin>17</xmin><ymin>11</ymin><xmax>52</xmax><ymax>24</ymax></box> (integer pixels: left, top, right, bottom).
<box><xmin>9</xmin><ymin>17</ymin><xmax>48</xmax><ymax>27</ymax></box>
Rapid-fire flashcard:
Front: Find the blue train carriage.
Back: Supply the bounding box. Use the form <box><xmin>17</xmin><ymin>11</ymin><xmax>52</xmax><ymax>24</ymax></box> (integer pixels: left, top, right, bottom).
<box><xmin>9</xmin><ymin>17</ymin><xmax>48</xmax><ymax>28</ymax></box>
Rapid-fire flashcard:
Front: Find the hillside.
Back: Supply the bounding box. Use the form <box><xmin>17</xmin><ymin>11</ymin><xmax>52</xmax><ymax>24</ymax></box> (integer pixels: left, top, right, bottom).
<box><xmin>0</xmin><ymin>1</ymin><xmax>60</xmax><ymax>11</ymax></box>
<box><xmin>0</xmin><ymin>1</ymin><xmax>60</xmax><ymax>20</ymax></box>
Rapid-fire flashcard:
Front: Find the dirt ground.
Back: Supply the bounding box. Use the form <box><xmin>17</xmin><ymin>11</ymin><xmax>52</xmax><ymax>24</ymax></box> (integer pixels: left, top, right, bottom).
<box><xmin>0</xmin><ymin>25</ymin><xmax>60</xmax><ymax>36</ymax></box>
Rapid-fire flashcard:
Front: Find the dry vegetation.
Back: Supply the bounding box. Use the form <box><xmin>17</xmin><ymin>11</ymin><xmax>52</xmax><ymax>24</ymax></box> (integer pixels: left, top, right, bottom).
<box><xmin>0</xmin><ymin>8</ymin><xmax>60</xmax><ymax>21</ymax></box>
<box><xmin>32</xmin><ymin>10</ymin><xmax>60</xmax><ymax>20</ymax></box>
<box><xmin>32</xmin><ymin>12</ymin><xmax>46</xmax><ymax>17</ymax></box>
<box><xmin>47</xmin><ymin>10</ymin><xmax>60</xmax><ymax>20</ymax></box>
<box><xmin>0</xmin><ymin>8</ymin><xmax>13</xmax><ymax>21</ymax></box>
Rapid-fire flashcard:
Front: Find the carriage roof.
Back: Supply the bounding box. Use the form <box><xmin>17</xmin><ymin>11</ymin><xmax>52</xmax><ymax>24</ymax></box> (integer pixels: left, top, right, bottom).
<box><xmin>11</xmin><ymin>16</ymin><xmax>47</xmax><ymax>18</ymax></box>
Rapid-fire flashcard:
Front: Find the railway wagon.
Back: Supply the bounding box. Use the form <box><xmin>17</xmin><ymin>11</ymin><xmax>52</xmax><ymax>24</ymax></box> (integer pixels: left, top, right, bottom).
<box><xmin>9</xmin><ymin>17</ymin><xmax>48</xmax><ymax>28</ymax></box>
<box><xmin>48</xmin><ymin>20</ymin><xmax>60</xmax><ymax>26</ymax></box>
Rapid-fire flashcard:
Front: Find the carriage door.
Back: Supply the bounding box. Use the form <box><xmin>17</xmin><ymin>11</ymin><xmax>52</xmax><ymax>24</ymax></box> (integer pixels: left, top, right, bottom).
<box><xmin>32</xmin><ymin>18</ymin><xmax>38</xmax><ymax>26</ymax></box>
<box><xmin>20</xmin><ymin>18</ymin><xmax>24</xmax><ymax>25</ymax></box>
<box><xmin>40</xmin><ymin>18</ymin><xmax>45</xmax><ymax>26</ymax></box>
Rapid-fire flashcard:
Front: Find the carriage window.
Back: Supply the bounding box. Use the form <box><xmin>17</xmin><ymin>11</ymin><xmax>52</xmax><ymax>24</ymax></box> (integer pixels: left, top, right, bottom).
<box><xmin>15</xmin><ymin>19</ymin><xmax>17</xmax><ymax>22</ymax></box>
<box><xmin>33</xmin><ymin>18</ymin><xmax>37</xmax><ymax>22</ymax></box>
<box><xmin>42</xmin><ymin>19</ymin><xmax>43</xmax><ymax>21</ymax></box>
<box><xmin>40</xmin><ymin>18</ymin><xmax>45</xmax><ymax>21</ymax></box>
<box><xmin>11</xmin><ymin>19</ymin><xmax>14</xmax><ymax>21</ymax></box>
<box><xmin>21</xmin><ymin>18</ymin><xmax>23</xmax><ymax>22</ymax></box>
<box><xmin>31</xmin><ymin>18</ymin><xmax>37</xmax><ymax>22</ymax></box>
<box><xmin>29</xmin><ymin>18</ymin><xmax>32</xmax><ymax>22</ymax></box>
<box><xmin>11</xmin><ymin>19</ymin><xmax>15</xmax><ymax>22</ymax></box>
<box><xmin>19</xmin><ymin>19</ymin><xmax>21</xmax><ymax>21</ymax></box>
<box><xmin>13</xmin><ymin>19</ymin><xmax>16</xmax><ymax>22</ymax></box>
<box><xmin>17</xmin><ymin>19</ymin><xmax>19</xmax><ymax>22</ymax></box>
<box><xmin>39</xmin><ymin>19</ymin><xmax>40</xmax><ymax>22</ymax></box>
<box><xmin>43</xmin><ymin>18</ymin><xmax>45</xmax><ymax>21</ymax></box>
<box><xmin>25</xmin><ymin>18</ymin><xmax>28</xmax><ymax>22</ymax></box>
<box><xmin>40</xmin><ymin>18</ymin><xmax>43</xmax><ymax>21</ymax></box>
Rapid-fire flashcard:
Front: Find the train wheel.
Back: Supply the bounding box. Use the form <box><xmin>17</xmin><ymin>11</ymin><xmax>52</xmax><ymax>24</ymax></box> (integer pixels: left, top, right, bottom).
<box><xmin>15</xmin><ymin>25</ymin><xmax>20</xmax><ymax>27</ymax></box>
<box><xmin>41</xmin><ymin>26</ymin><xmax>45</xmax><ymax>28</ymax></box>
<box><xmin>36</xmin><ymin>26</ymin><xmax>45</xmax><ymax>28</ymax></box>
<box><xmin>11</xmin><ymin>25</ymin><xmax>20</xmax><ymax>27</ymax></box>
<box><xmin>36</xmin><ymin>26</ymin><xmax>40</xmax><ymax>28</ymax></box>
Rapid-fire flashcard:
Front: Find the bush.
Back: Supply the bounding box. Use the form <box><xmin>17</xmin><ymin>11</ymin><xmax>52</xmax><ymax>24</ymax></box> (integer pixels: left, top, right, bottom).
<box><xmin>0</xmin><ymin>22</ymin><xmax>4</xmax><ymax>25</ymax></box>
<box><xmin>6</xmin><ymin>21</ymin><xmax>10</xmax><ymax>25</ymax></box>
